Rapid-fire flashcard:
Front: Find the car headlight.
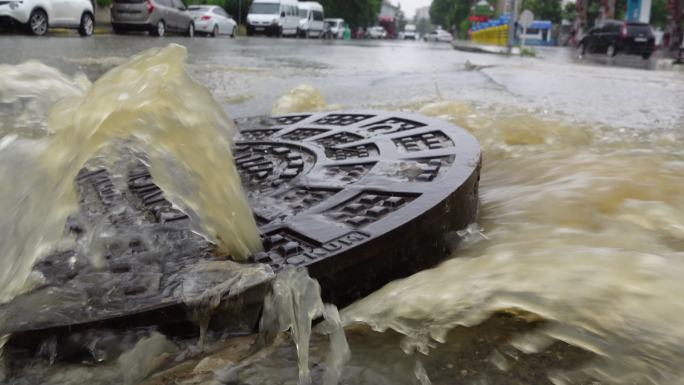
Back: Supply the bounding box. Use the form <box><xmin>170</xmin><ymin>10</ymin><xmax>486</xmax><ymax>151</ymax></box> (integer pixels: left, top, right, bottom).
<box><xmin>9</xmin><ymin>1</ymin><xmax>22</xmax><ymax>9</ymax></box>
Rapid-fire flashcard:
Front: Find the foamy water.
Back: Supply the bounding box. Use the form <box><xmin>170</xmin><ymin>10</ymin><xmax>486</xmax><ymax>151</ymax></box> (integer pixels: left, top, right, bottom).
<box><xmin>0</xmin><ymin>44</ymin><xmax>261</xmax><ymax>304</ymax></box>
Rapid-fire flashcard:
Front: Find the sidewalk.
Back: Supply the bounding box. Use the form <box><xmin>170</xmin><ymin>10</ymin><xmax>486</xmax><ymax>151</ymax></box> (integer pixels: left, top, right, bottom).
<box><xmin>451</xmin><ymin>40</ymin><xmax>520</xmax><ymax>55</ymax></box>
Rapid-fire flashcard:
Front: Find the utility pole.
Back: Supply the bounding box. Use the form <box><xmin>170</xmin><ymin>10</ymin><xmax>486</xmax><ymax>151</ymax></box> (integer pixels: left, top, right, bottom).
<box><xmin>507</xmin><ymin>0</ymin><xmax>519</xmax><ymax>53</ymax></box>
<box><xmin>238</xmin><ymin>0</ymin><xmax>242</xmax><ymax>27</ymax></box>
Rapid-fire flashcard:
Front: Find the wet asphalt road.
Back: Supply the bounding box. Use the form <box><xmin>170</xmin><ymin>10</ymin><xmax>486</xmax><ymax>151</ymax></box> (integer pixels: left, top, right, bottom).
<box><xmin>1</xmin><ymin>33</ymin><xmax>682</xmax><ymax>130</ymax></box>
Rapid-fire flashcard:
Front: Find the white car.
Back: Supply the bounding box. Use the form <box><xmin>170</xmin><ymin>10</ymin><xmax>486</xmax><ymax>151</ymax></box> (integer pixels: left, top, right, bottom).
<box><xmin>188</xmin><ymin>5</ymin><xmax>236</xmax><ymax>37</ymax></box>
<box><xmin>367</xmin><ymin>26</ymin><xmax>385</xmax><ymax>39</ymax></box>
<box><xmin>424</xmin><ymin>29</ymin><xmax>453</xmax><ymax>43</ymax></box>
<box><xmin>0</xmin><ymin>0</ymin><xmax>94</xmax><ymax>36</ymax></box>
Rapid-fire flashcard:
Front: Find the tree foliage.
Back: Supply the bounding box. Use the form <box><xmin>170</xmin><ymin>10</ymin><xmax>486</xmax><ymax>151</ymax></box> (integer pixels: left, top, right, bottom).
<box><xmin>520</xmin><ymin>0</ymin><xmax>562</xmax><ymax>23</ymax></box>
<box><xmin>650</xmin><ymin>0</ymin><xmax>668</xmax><ymax>28</ymax></box>
<box><xmin>562</xmin><ymin>1</ymin><xmax>576</xmax><ymax>21</ymax></box>
<box><xmin>415</xmin><ymin>16</ymin><xmax>433</xmax><ymax>36</ymax></box>
<box><xmin>320</xmin><ymin>0</ymin><xmax>382</xmax><ymax>27</ymax></box>
<box><xmin>429</xmin><ymin>0</ymin><xmax>470</xmax><ymax>30</ymax></box>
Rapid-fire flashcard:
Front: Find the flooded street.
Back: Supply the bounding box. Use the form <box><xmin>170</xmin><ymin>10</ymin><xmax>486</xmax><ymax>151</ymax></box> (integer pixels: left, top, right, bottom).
<box><xmin>1</xmin><ymin>34</ymin><xmax>684</xmax><ymax>385</ymax></box>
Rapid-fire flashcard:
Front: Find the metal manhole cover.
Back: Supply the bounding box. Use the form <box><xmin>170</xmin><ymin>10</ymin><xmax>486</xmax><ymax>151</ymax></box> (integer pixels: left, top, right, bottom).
<box><xmin>1</xmin><ymin>111</ymin><xmax>481</xmax><ymax>348</ymax></box>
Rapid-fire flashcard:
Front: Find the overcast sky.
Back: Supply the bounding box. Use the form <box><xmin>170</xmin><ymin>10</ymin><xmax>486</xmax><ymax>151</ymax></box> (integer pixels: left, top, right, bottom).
<box><xmin>396</xmin><ymin>0</ymin><xmax>432</xmax><ymax>18</ymax></box>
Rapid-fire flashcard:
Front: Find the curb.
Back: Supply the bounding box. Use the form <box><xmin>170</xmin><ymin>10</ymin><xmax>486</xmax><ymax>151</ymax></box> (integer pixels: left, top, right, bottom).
<box><xmin>451</xmin><ymin>40</ymin><xmax>520</xmax><ymax>55</ymax></box>
<box><xmin>48</xmin><ymin>27</ymin><xmax>111</xmax><ymax>35</ymax></box>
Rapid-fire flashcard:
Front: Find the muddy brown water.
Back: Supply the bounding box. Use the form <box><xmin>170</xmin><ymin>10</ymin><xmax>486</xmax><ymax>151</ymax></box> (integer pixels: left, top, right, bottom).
<box><xmin>0</xmin><ymin>40</ymin><xmax>683</xmax><ymax>385</ymax></box>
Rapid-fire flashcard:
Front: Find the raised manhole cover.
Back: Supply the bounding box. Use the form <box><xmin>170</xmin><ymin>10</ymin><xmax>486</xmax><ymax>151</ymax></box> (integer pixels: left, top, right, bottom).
<box><xmin>1</xmin><ymin>111</ymin><xmax>481</xmax><ymax>348</ymax></box>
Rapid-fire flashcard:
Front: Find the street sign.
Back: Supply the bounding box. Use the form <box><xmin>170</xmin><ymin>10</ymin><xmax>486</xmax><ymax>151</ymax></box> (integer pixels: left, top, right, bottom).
<box><xmin>519</xmin><ymin>9</ymin><xmax>534</xmax><ymax>29</ymax></box>
<box><xmin>519</xmin><ymin>9</ymin><xmax>534</xmax><ymax>48</ymax></box>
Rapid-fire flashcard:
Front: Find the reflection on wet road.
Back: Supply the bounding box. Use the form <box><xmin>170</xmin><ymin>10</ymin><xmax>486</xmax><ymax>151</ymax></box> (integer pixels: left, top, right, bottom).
<box><xmin>2</xmin><ymin>35</ymin><xmax>682</xmax><ymax>129</ymax></box>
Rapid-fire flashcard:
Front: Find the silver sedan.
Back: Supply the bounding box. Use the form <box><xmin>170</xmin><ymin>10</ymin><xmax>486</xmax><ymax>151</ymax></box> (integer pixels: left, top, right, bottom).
<box><xmin>188</xmin><ymin>5</ymin><xmax>237</xmax><ymax>37</ymax></box>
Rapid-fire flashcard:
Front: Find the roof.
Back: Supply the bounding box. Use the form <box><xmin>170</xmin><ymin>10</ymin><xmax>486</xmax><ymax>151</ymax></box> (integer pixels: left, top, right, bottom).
<box><xmin>529</xmin><ymin>20</ymin><xmax>552</xmax><ymax>29</ymax></box>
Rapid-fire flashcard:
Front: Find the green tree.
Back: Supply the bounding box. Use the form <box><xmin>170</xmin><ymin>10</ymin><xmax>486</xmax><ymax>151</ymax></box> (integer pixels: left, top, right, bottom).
<box><xmin>415</xmin><ymin>16</ymin><xmax>433</xmax><ymax>36</ymax></box>
<box><xmin>320</xmin><ymin>0</ymin><xmax>382</xmax><ymax>27</ymax></box>
<box><xmin>219</xmin><ymin>0</ymin><xmax>254</xmax><ymax>24</ymax></box>
<box><xmin>520</xmin><ymin>0</ymin><xmax>562</xmax><ymax>23</ymax></box>
<box><xmin>650</xmin><ymin>0</ymin><xmax>667</xmax><ymax>28</ymax></box>
<box><xmin>396</xmin><ymin>2</ymin><xmax>407</xmax><ymax>31</ymax></box>
<box><xmin>562</xmin><ymin>1</ymin><xmax>576</xmax><ymax>21</ymax></box>
<box><xmin>429</xmin><ymin>0</ymin><xmax>453</xmax><ymax>28</ymax></box>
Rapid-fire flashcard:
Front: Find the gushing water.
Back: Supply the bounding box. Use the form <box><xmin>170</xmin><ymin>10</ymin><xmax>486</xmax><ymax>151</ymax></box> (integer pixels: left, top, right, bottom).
<box><xmin>339</xmin><ymin>101</ymin><xmax>684</xmax><ymax>384</ymax></box>
<box><xmin>0</xmin><ymin>44</ymin><xmax>261</xmax><ymax>303</ymax></box>
<box><xmin>1</xmin><ymin>57</ymin><xmax>683</xmax><ymax>385</ymax></box>
<box><xmin>259</xmin><ymin>268</ymin><xmax>350</xmax><ymax>385</ymax></box>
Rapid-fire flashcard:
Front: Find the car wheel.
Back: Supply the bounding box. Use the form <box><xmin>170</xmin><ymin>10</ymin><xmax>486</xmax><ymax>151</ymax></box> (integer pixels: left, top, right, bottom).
<box><xmin>27</xmin><ymin>9</ymin><xmax>48</xmax><ymax>36</ymax></box>
<box><xmin>606</xmin><ymin>44</ymin><xmax>616</xmax><ymax>57</ymax></box>
<box><xmin>641</xmin><ymin>52</ymin><xmax>651</xmax><ymax>60</ymax></box>
<box><xmin>151</xmin><ymin>20</ymin><xmax>165</xmax><ymax>37</ymax></box>
<box><xmin>186</xmin><ymin>22</ymin><xmax>194</xmax><ymax>37</ymax></box>
<box><xmin>78</xmin><ymin>12</ymin><xmax>94</xmax><ymax>37</ymax></box>
<box><xmin>231</xmin><ymin>26</ymin><xmax>236</xmax><ymax>38</ymax></box>
<box><xmin>211</xmin><ymin>25</ymin><xmax>218</xmax><ymax>37</ymax></box>
<box><xmin>277</xmin><ymin>27</ymin><xmax>282</xmax><ymax>38</ymax></box>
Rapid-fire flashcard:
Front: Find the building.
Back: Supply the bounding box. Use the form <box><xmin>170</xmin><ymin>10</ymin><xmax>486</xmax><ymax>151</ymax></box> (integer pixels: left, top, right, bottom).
<box><xmin>415</xmin><ymin>5</ymin><xmax>430</xmax><ymax>20</ymax></box>
<box><xmin>380</xmin><ymin>0</ymin><xmax>399</xmax><ymax>19</ymax></box>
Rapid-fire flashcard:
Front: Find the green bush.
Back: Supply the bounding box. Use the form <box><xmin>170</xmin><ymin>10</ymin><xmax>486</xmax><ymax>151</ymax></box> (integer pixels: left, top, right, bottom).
<box><xmin>520</xmin><ymin>46</ymin><xmax>538</xmax><ymax>57</ymax></box>
<box><xmin>96</xmin><ymin>0</ymin><xmax>111</xmax><ymax>8</ymax></box>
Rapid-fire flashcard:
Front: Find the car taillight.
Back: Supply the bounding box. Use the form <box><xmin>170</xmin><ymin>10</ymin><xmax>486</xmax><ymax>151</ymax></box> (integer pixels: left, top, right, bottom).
<box><xmin>146</xmin><ymin>0</ymin><xmax>154</xmax><ymax>13</ymax></box>
<box><xmin>621</xmin><ymin>22</ymin><xmax>627</xmax><ymax>38</ymax></box>
<box><xmin>201</xmin><ymin>15</ymin><xmax>211</xmax><ymax>20</ymax></box>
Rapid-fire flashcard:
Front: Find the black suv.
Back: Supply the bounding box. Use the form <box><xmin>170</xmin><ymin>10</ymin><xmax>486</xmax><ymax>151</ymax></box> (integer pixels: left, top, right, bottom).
<box><xmin>578</xmin><ymin>20</ymin><xmax>655</xmax><ymax>59</ymax></box>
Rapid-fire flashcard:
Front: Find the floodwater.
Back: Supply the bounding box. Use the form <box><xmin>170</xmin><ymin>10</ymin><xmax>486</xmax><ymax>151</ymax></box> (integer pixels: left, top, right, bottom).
<box><xmin>0</xmin><ymin>44</ymin><xmax>261</xmax><ymax>303</ymax></box>
<box><xmin>0</xmin><ymin>35</ymin><xmax>684</xmax><ymax>385</ymax></box>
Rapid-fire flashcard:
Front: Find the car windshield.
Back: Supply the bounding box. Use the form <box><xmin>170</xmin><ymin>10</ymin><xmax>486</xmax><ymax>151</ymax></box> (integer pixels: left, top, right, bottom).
<box><xmin>299</xmin><ymin>9</ymin><xmax>307</xmax><ymax>18</ymax></box>
<box><xmin>187</xmin><ymin>6</ymin><xmax>208</xmax><ymax>11</ymax></box>
<box><xmin>249</xmin><ymin>3</ymin><xmax>279</xmax><ymax>14</ymax></box>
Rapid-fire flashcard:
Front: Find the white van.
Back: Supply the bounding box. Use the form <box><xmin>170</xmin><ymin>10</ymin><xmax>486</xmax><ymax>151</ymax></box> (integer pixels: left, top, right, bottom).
<box><xmin>246</xmin><ymin>0</ymin><xmax>299</xmax><ymax>37</ymax></box>
<box><xmin>297</xmin><ymin>2</ymin><xmax>324</xmax><ymax>38</ymax></box>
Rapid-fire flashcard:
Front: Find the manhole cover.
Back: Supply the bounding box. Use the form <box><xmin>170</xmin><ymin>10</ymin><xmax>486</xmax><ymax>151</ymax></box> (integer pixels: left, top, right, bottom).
<box><xmin>1</xmin><ymin>111</ymin><xmax>480</xmax><ymax>349</ymax></box>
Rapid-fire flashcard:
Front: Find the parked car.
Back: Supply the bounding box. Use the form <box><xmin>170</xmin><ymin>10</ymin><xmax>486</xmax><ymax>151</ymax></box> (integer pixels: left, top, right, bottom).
<box><xmin>323</xmin><ymin>18</ymin><xmax>344</xmax><ymax>39</ymax></box>
<box><xmin>0</xmin><ymin>0</ymin><xmax>94</xmax><ymax>36</ymax></box>
<box><xmin>297</xmin><ymin>1</ymin><xmax>324</xmax><ymax>38</ymax></box>
<box><xmin>111</xmin><ymin>0</ymin><xmax>195</xmax><ymax>37</ymax></box>
<box><xmin>246</xmin><ymin>0</ymin><xmax>299</xmax><ymax>37</ymax></box>
<box><xmin>188</xmin><ymin>5</ymin><xmax>235</xmax><ymax>37</ymax></box>
<box><xmin>577</xmin><ymin>20</ymin><xmax>655</xmax><ymax>59</ymax></box>
<box><xmin>424</xmin><ymin>29</ymin><xmax>452</xmax><ymax>43</ymax></box>
<box><xmin>403</xmin><ymin>23</ymin><xmax>416</xmax><ymax>40</ymax></box>
<box><xmin>367</xmin><ymin>26</ymin><xmax>385</xmax><ymax>39</ymax></box>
